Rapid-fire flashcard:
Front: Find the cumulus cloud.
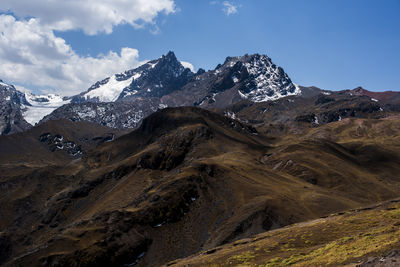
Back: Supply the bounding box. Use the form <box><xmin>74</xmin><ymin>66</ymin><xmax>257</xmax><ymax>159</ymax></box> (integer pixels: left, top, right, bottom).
<box><xmin>222</xmin><ymin>1</ymin><xmax>238</xmax><ymax>16</ymax></box>
<box><xmin>180</xmin><ymin>61</ymin><xmax>195</xmax><ymax>72</ymax></box>
<box><xmin>0</xmin><ymin>0</ymin><xmax>176</xmax><ymax>95</ymax></box>
<box><xmin>0</xmin><ymin>0</ymin><xmax>176</xmax><ymax>35</ymax></box>
<box><xmin>0</xmin><ymin>15</ymin><xmax>146</xmax><ymax>95</ymax></box>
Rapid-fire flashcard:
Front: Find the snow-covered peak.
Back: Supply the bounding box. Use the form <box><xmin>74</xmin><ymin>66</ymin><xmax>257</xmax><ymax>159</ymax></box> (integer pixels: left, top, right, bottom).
<box><xmin>224</xmin><ymin>54</ymin><xmax>300</xmax><ymax>102</ymax></box>
<box><xmin>72</xmin><ymin>51</ymin><xmax>194</xmax><ymax>103</ymax></box>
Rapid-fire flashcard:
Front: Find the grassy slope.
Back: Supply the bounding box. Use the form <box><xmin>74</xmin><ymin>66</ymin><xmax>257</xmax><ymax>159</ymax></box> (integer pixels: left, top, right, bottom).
<box><xmin>166</xmin><ymin>199</ymin><xmax>400</xmax><ymax>266</ymax></box>
<box><xmin>166</xmin><ymin>115</ymin><xmax>400</xmax><ymax>266</ymax></box>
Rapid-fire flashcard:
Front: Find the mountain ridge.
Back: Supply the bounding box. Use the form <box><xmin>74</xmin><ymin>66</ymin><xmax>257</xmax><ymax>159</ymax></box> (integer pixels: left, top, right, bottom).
<box><xmin>39</xmin><ymin>51</ymin><xmax>304</xmax><ymax>130</ymax></box>
<box><xmin>1</xmin><ymin>52</ymin><xmax>400</xmax><ymax>136</ymax></box>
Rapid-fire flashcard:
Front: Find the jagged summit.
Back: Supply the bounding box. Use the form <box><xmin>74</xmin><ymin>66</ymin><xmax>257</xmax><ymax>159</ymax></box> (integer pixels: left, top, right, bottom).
<box><xmin>216</xmin><ymin>53</ymin><xmax>300</xmax><ymax>102</ymax></box>
<box><xmin>162</xmin><ymin>52</ymin><xmax>300</xmax><ymax>108</ymax></box>
<box><xmin>72</xmin><ymin>51</ymin><xmax>194</xmax><ymax>103</ymax></box>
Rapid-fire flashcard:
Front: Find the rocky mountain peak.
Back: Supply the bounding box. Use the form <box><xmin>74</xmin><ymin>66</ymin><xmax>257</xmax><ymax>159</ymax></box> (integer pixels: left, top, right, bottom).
<box><xmin>352</xmin><ymin>86</ymin><xmax>367</xmax><ymax>93</ymax></box>
<box><xmin>72</xmin><ymin>51</ymin><xmax>194</xmax><ymax>103</ymax></box>
<box><xmin>163</xmin><ymin>50</ymin><xmax>178</xmax><ymax>61</ymax></box>
<box><xmin>210</xmin><ymin>53</ymin><xmax>300</xmax><ymax>102</ymax></box>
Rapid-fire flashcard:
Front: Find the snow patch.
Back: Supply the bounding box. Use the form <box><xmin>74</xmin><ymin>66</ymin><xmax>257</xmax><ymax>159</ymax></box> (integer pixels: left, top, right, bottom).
<box><xmin>124</xmin><ymin>90</ymin><xmax>138</xmax><ymax>96</ymax></box>
<box><xmin>224</xmin><ymin>111</ymin><xmax>236</xmax><ymax>119</ymax></box>
<box><xmin>180</xmin><ymin>61</ymin><xmax>195</xmax><ymax>72</ymax></box>
<box><xmin>84</xmin><ymin>75</ymin><xmax>134</xmax><ymax>102</ymax></box>
<box><xmin>238</xmin><ymin>90</ymin><xmax>248</xmax><ymax>99</ymax></box>
<box><xmin>158</xmin><ymin>103</ymin><xmax>168</xmax><ymax>109</ymax></box>
<box><xmin>313</xmin><ymin>115</ymin><xmax>319</xmax><ymax>125</ymax></box>
<box><xmin>132</xmin><ymin>72</ymin><xmax>142</xmax><ymax>80</ymax></box>
<box><xmin>371</xmin><ymin>98</ymin><xmax>378</xmax><ymax>102</ymax></box>
<box><xmin>23</xmin><ymin>93</ymin><xmax>70</xmax><ymax>125</ymax></box>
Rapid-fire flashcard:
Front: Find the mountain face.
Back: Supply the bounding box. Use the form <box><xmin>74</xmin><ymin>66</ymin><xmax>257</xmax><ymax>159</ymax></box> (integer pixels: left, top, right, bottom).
<box><xmin>43</xmin><ymin>52</ymin><xmax>301</xmax><ymax>129</ymax></box>
<box><xmin>71</xmin><ymin>51</ymin><xmax>195</xmax><ymax>103</ymax></box>
<box><xmin>0</xmin><ymin>80</ymin><xmax>71</xmax><ymax>135</ymax></box>
<box><xmin>40</xmin><ymin>98</ymin><xmax>164</xmax><ymax>129</ymax></box>
<box><xmin>162</xmin><ymin>53</ymin><xmax>300</xmax><ymax>108</ymax></box>
<box><xmin>39</xmin><ymin>51</ymin><xmax>194</xmax><ymax>129</ymax></box>
<box><xmin>0</xmin><ymin>80</ymin><xmax>31</xmax><ymax>135</ymax></box>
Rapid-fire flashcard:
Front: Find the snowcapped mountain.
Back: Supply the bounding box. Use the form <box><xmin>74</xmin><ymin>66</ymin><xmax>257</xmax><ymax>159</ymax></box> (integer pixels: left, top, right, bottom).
<box><xmin>162</xmin><ymin>53</ymin><xmax>300</xmax><ymax>108</ymax></box>
<box><xmin>71</xmin><ymin>51</ymin><xmax>195</xmax><ymax>103</ymax></box>
<box><xmin>43</xmin><ymin>52</ymin><xmax>302</xmax><ymax>129</ymax></box>
<box><xmin>233</xmin><ymin>54</ymin><xmax>300</xmax><ymax>101</ymax></box>
<box><xmin>40</xmin><ymin>51</ymin><xmax>195</xmax><ymax>128</ymax></box>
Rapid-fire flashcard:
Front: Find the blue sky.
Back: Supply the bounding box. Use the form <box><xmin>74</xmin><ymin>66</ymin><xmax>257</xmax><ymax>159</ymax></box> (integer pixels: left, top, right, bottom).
<box><xmin>0</xmin><ymin>0</ymin><xmax>399</xmax><ymax>94</ymax></box>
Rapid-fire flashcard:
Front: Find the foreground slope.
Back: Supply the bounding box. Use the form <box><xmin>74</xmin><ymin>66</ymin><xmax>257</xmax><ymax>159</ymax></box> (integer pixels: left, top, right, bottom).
<box><xmin>1</xmin><ymin>108</ymin><xmax>400</xmax><ymax>266</ymax></box>
<box><xmin>167</xmin><ymin>198</ymin><xmax>400</xmax><ymax>266</ymax></box>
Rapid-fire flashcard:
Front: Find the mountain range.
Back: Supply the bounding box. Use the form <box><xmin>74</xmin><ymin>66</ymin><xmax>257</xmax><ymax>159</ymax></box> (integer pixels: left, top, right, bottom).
<box><xmin>0</xmin><ymin>51</ymin><xmax>317</xmax><ymax>133</ymax></box>
<box><xmin>0</xmin><ymin>51</ymin><xmax>400</xmax><ymax>266</ymax></box>
<box><xmin>2</xmin><ymin>51</ymin><xmax>400</xmax><ymax>134</ymax></box>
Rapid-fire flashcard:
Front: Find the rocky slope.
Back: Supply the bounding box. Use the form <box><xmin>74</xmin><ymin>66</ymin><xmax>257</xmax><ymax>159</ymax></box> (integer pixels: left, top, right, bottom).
<box><xmin>0</xmin><ymin>80</ymin><xmax>72</xmax><ymax>135</ymax></box>
<box><xmin>162</xmin><ymin>53</ymin><xmax>300</xmax><ymax>108</ymax></box>
<box><xmin>0</xmin><ymin>80</ymin><xmax>31</xmax><ymax>135</ymax></box>
<box><xmin>40</xmin><ymin>98</ymin><xmax>163</xmax><ymax>129</ymax></box>
<box><xmin>2</xmin><ymin>107</ymin><xmax>400</xmax><ymax>266</ymax></box>
<box><xmin>220</xmin><ymin>87</ymin><xmax>400</xmax><ymax>136</ymax></box>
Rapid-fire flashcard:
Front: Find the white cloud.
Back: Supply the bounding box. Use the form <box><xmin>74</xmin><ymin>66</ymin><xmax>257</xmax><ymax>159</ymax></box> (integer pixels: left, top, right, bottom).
<box><xmin>0</xmin><ymin>0</ymin><xmax>176</xmax><ymax>35</ymax></box>
<box><xmin>0</xmin><ymin>15</ymin><xmax>145</xmax><ymax>96</ymax></box>
<box><xmin>180</xmin><ymin>61</ymin><xmax>195</xmax><ymax>72</ymax></box>
<box><xmin>222</xmin><ymin>1</ymin><xmax>238</xmax><ymax>16</ymax></box>
<box><xmin>0</xmin><ymin>0</ymin><xmax>176</xmax><ymax>95</ymax></box>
